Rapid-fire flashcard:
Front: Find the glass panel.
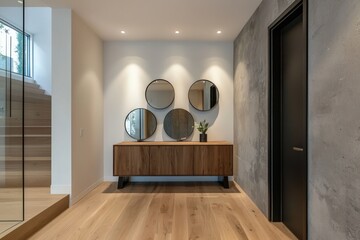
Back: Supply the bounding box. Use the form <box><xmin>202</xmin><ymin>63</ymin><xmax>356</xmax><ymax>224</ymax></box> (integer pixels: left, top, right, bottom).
<box><xmin>0</xmin><ymin>0</ymin><xmax>25</xmax><ymax>234</ymax></box>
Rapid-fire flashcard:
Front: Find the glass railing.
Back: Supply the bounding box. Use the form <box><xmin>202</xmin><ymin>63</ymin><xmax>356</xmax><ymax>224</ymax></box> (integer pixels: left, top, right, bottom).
<box><xmin>0</xmin><ymin>0</ymin><xmax>25</xmax><ymax>234</ymax></box>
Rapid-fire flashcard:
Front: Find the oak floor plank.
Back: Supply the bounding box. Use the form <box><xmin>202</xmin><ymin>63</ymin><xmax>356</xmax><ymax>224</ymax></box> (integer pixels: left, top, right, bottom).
<box><xmin>29</xmin><ymin>182</ymin><xmax>296</xmax><ymax>240</ymax></box>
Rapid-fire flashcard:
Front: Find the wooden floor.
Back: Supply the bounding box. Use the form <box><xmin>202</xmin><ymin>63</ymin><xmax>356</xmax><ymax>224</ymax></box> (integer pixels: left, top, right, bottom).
<box><xmin>30</xmin><ymin>182</ymin><xmax>297</xmax><ymax>240</ymax></box>
<box><xmin>0</xmin><ymin>188</ymin><xmax>68</xmax><ymax>239</ymax></box>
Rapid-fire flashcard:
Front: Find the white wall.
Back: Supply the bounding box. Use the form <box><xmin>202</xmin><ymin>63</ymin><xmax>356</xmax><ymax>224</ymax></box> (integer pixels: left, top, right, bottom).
<box><xmin>26</xmin><ymin>8</ymin><xmax>52</xmax><ymax>94</ymax></box>
<box><xmin>0</xmin><ymin>7</ymin><xmax>52</xmax><ymax>94</ymax></box>
<box><xmin>51</xmin><ymin>9</ymin><xmax>72</xmax><ymax>194</ymax></box>
<box><xmin>104</xmin><ymin>41</ymin><xmax>234</xmax><ymax>181</ymax></box>
<box><xmin>71</xmin><ymin>12</ymin><xmax>103</xmax><ymax>203</ymax></box>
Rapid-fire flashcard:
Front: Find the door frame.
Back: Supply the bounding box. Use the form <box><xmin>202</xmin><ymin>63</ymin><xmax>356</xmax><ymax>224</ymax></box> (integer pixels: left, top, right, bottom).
<box><xmin>268</xmin><ymin>0</ymin><xmax>308</xmax><ymax>229</ymax></box>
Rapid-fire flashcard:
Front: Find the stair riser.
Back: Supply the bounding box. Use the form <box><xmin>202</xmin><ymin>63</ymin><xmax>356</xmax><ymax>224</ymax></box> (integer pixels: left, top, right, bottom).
<box><xmin>0</xmin><ymin>127</ymin><xmax>51</xmax><ymax>135</ymax></box>
<box><xmin>0</xmin><ymin>161</ymin><xmax>51</xmax><ymax>187</ymax></box>
<box><xmin>2</xmin><ymin>147</ymin><xmax>51</xmax><ymax>157</ymax></box>
<box><xmin>1</xmin><ymin>77</ymin><xmax>51</xmax><ymax>188</ymax></box>
<box><xmin>0</xmin><ymin>85</ymin><xmax>46</xmax><ymax>95</ymax></box>
<box><xmin>3</xmin><ymin>137</ymin><xmax>50</xmax><ymax>146</ymax></box>
<box><xmin>1</xmin><ymin>119</ymin><xmax>51</xmax><ymax>126</ymax></box>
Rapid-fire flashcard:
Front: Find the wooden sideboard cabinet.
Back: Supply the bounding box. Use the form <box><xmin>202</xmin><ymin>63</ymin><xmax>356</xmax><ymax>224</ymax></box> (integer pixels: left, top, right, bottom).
<box><xmin>113</xmin><ymin>141</ymin><xmax>233</xmax><ymax>188</ymax></box>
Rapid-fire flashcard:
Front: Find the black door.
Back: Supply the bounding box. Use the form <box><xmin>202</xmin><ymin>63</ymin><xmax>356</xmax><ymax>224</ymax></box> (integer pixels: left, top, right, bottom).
<box><xmin>269</xmin><ymin>1</ymin><xmax>307</xmax><ymax>240</ymax></box>
<box><xmin>281</xmin><ymin>13</ymin><xmax>307</xmax><ymax>239</ymax></box>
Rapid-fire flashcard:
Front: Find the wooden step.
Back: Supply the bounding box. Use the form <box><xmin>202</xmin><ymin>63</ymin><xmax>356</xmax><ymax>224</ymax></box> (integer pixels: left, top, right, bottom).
<box><xmin>11</xmin><ymin>109</ymin><xmax>51</xmax><ymax>120</ymax></box>
<box><xmin>0</xmin><ymin>77</ymin><xmax>46</xmax><ymax>92</ymax></box>
<box><xmin>0</xmin><ymin>156</ymin><xmax>51</xmax><ymax>162</ymax></box>
<box><xmin>1</xmin><ymin>161</ymin><xmax>50</xmax><ymax>187</ymax></box>
<box><xmin>0</xmin><ymin>188</ymin><xmax>69</xmax><ymax>240</ymax></box>
<box><xmin>1</xmin><ymin>118</ymin><xmax>51</xmax><ymax>127</ymax></box>
<box><xmin>0</xmin><ymin>126</ymin><xmax>51</xmax><ymax>135</ymax></box>
<box><xmin>1</xmin><ymin>76</ymin><xmax>51</xmax><ymax>188</ymax></box>
<box><xmin>10</xmin><ymin>102</ymin><xmax>51</xmax><ymax>111</ymax></box>
<box><xmin>0</xmin><ymin>85</ymin><xmax>46</xmax><ymax>95</ymax></box>
<box><xmin>2</xmin><ymin>92</ymin><xmax>51</xmax><ymax>103</ymax></box>
<box><xmin>0</xmin><ymin>76</ymin><xmax>42</xmax><ymax>89</ymax></box>
<box><xmin>2</xmin><ymin>145</ymin><xmax>51</xmax><ymax>157</ymax></box>
<box><xmin>1</xmin><ymin>135</ymin><xmax>50</xmax><ymax>146</ymax></box>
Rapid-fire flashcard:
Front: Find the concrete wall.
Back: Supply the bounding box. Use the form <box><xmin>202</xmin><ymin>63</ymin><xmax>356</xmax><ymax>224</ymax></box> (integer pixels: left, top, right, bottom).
<box><xmin>233</xmin><ymin>0</ymin><xmax>295</xmax><ymax>216</ymax></box>
<box><xmin>234</xmin><ymin>0</ymin><xmax>360</xmax><ymax>239</ymax></box>
<box><xmin>104</xmin><ymin>41</ymin><xmax>233</xmax><ymax>181</ymax></box>
<box><xmin>51</xmin><ymin>9</ymin><xmax>72</xmax><ymax>194</ymax></box>
<box><xmin>71</xmin><ymin>12</ymin><xmax>103</xmax><ymax>203</ymax></box>
<box><xmin>308</xmin><ymin>0</ymin><xmax>360</xmax><ymax>239</ymax></box>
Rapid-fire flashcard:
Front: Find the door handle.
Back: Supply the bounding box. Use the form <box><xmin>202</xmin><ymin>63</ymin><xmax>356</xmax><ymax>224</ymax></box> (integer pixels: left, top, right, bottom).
<box><xmin>293</xmin><ymin>147</ymin><xmax>304</xmax><ymax>152</ymax></box>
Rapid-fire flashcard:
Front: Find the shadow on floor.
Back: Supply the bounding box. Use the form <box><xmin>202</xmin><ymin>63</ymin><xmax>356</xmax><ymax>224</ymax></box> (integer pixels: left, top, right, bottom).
<box><xmin>103</xmin><ymin>181</ymin><xmax>241</xmax><ymax>194</ymax></box>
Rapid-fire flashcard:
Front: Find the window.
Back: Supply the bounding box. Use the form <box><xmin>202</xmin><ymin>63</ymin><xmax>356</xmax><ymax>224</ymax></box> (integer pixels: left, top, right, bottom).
<box><xmin>0</xmin><ymin>18</ymin><xmax>31</xmax><ymax>77</ymax></box>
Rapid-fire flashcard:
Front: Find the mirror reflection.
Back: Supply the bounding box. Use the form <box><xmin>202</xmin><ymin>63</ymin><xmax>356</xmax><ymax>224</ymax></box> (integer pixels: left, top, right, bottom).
<box><xmin>125</xmin><ymin>108</ymin><xmax>157</xmax><ymax>141</ymax></box>
<box><xmin>145</xmin><ymin>79</ymin><xmax>175</xmax><ymax>109</ymax></box>
<box><xmin>164</xmin><ymin>109</ymin><xmax>194</xmax><ymax>141</ymax></box>
<box><xmin>188</xmin><ymin>80</ymin><xmax>219</xmax><ymax>111</ymax></box>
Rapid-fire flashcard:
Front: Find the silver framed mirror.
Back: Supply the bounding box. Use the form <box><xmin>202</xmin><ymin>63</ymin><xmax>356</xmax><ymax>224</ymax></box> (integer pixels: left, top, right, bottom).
<box><xmin>124</xmin><ymin>108</ymin><xmax>157</xmax><ymax>141</ymax></box>
<box><xmin>163</xmin><ymin>108</ymin><xmax>194</xmax><ymax>141</ymax></box>
<box><xmin>145</xmin><ymin>79</ymin><xmax>175</xmax><ymax>109</ymax></box>
<box><xmin>188</xmin><ymin>79</ymin><xmax>219</xmax><ymax>111</ymax></box>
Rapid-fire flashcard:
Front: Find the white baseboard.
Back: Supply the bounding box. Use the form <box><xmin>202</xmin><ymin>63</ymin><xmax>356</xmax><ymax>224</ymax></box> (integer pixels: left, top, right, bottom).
<box><xmin>70</xmin><ymin>178</ymin><xmax>103</xmax><ymax>205</ymax></box>
<box><xmin>104</xmin><ymin>176</ymin><xmax>117</xmax><ymax>182</ymax></box>
<box><xmin>51</xmin><ymin>184</ymin><xmax>71</xmax><ymax>194</ymax></box>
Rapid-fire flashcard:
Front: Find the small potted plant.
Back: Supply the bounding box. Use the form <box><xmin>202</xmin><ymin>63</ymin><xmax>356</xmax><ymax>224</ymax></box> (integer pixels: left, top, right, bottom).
<box><xmin>196</xmin><ymin>120</ymin><xmax>209</xmax><ymax>142</ymax></box>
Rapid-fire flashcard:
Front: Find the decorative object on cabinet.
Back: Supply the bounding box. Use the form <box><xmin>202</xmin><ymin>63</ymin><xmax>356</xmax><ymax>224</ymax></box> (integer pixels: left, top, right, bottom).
<box><xmin>163</xmin><ymin>108</ymin><xmax>194</xmax><ymax>141</ymax></box>
<box><xmin>196</xmin><ymin>120</ymin><xmax>209</xmax><ymax>142</ymax></box>
<box><xmin>124</xmin><ymin>108</ymin><xmax>157</xmax><ymax>141</ymax></box>
<box><xmin>113</xmin><ymin>141</ymin><xmax>233</xmax><ymax>189</ymax></box>
<box><xmin>188</xmin><ymin>79</ymin><xmax>219</xmax><ymax>111</ymax></box>
<box><xmin>145</xmin><ymin>79</ymin><xmax>175</xmax><ymax>109</ymax></box>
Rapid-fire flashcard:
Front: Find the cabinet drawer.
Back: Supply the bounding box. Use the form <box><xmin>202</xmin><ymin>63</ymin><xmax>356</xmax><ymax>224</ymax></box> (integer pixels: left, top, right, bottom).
<box><xmin>113</xmin><ymin>146</ymin><xmax>149</xmax><ymax>176</ymax></box>
<box><xmin>149</xmin><ymin>146</ymin><xmax>194</xmax><ymax>175</ymax></box>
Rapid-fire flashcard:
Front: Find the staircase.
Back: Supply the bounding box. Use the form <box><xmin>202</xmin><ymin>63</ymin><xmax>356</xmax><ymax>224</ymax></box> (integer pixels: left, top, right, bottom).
<box><xmin>0</xmin><ymin>76</ymin><xmax>51</xmax><ymax>187</ymax></box>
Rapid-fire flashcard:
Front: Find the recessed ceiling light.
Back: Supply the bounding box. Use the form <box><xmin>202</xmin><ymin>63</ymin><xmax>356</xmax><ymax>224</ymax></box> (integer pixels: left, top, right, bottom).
<box><xmin>18</xmin><ymin>0</ymin><xmax>23</xmax><ymax>4</ymax></box>
<box><xmin>175</xmin><ymin>30</ymin><xmax>180</xmax><ymax>34</ymax></box>
<box><xmin>217</xmin><ymin>30</ymin><xmax>222</xmax><ymax>34</ymax></box>
<box><xmin>121</xmin><ymin>30</ymin><xmax>126</xmax><ymax>34</ymax></box>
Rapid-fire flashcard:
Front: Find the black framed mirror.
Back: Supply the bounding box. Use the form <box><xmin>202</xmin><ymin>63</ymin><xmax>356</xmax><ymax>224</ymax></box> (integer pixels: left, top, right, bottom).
<box><xmin>124</xmin><ymin>108</ymin><xmax>157</xmax><ymax>141</ymax></box>
<box><xmin>188</xmin><ymin>79</ymin><xmax>219</xmax><ymax>111</ymax></box>
<box><xmin>145</xmin><ymin>79</ymin><xmax>175</xmax><ymax>109</ymax></box>
<box><xmin>163</xmin><ymin>109</ymin><xmax>194</xmax><ymax>141</ymax></box>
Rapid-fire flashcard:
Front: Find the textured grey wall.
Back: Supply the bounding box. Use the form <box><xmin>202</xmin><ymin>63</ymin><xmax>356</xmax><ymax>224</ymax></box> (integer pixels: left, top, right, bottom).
<box><xmin>234</xmin><ymin>0</ymin><xmax>360</xmax><ymax>239</ymax></box>
<box><xmin>308</xmin><ymin>0</ymin><xmax>360</xmax><ymax>239</ymax></box>
<box><xmin>233</xmin><ymin>0</ymin><xmax>295</xmax><ymax>216</ymax></box>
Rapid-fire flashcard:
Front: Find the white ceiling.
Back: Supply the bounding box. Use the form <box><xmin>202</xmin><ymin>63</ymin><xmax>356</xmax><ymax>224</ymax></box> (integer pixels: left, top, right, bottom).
<box><xmin>28</xmin><ymin>0</ymin><xmax>262</xmax><ymax>41</ymax></box>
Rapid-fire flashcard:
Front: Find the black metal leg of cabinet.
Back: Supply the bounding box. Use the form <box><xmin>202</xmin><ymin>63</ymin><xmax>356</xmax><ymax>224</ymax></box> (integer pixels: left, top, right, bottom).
<box><xmin>117</xmin><ymin>176</ymin><xmax>129</xmax><ymax>189</ymax></box>
<box><xmin>218</xmin><ymin>176</ymin><xmax>229</xmax><ymax>189</ymax></box>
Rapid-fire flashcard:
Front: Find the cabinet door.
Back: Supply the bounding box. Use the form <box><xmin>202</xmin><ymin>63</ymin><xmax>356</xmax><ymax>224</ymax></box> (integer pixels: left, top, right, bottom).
<box><xmin>194</xmin><ymin>145</ymin><xmax>233</xmax><ymax>176</ymax></box>
<box><xmin>113</xmin><ymin>146</ymin><xmax>149</xmax><ymax>176</ymax></box>
<box><xmin>149</xmin><ymin>146</ymin><xmax>194</xmax><ymax>175</ymax></box>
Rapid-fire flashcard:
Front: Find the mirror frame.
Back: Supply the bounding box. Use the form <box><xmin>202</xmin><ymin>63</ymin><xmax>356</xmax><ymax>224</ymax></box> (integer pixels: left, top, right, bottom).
<box><xmin>188</xmin><ymin>79</ymin><xmax>219</xmax><ymax>112</ymax></box>
<box><xmin>124</xmin><ymin>108</ymin><xmax>157</xmax><ymax>141</ymax></box>
<box><xmin>145</xmin><ymin>79</ymin><xmax>175</xmax><ymax>110</ymax></box>
<box><xmin>163</xmin><ymin>108</ymin><xmax>195</xmax><ymax>141</ymax></box>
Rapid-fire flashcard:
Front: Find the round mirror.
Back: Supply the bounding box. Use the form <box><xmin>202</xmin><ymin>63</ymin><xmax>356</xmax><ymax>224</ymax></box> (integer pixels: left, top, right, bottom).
<box><xmin>145</xmin><ymin>79</ymin><xmax>175</xmax><ymax>109</ymax></box>
<box><xmin>188</xmin><ymin>80</ymin><xmax>219</xmax><ymax>111</ymax></box>
<box><xmin>124</xmin><ymin>108</ymin><xmax>157</xmax><ymax>141</ymax></box>
<box><xmin>164</xmin><ymin>109</ymin><xmax>194</xmax><ymax>141</ymax></box>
